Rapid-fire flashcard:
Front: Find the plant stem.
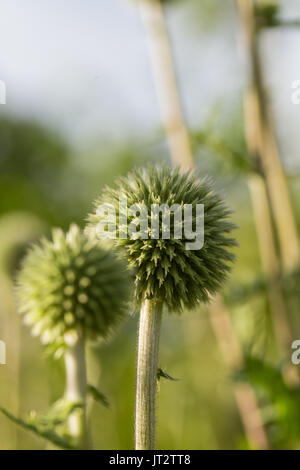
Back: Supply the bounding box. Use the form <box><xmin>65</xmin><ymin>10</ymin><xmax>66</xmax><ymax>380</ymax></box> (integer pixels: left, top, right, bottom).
<box><xmin>64</xmin><ymin>334</ymin><xmax>89</xmax><ymax>449</ymax></box>
<box><xmin>138</xmin><ymin>0</ymin><xmax>194</xmax><ymax>171</ymax></box>
<box><xmin>247</xmin><ymin>175</ymin><xmax>292</xmax><ymax>351</ymax></box>
<box><xmin>135</xmin><ymin>299</ymin><xmax>162</xmax><ymax>450</ymax></box>
<box><xmin>236</xmin><ymin>0</ymin><xmax>300</xmax><ymax>272</ymax></box>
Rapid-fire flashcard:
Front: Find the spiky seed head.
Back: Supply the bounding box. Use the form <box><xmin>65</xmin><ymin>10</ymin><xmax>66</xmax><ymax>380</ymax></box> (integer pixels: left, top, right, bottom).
<box><xmin>88</xmin><ymin>166</ymin><xmax>236</xmax><ymax>311</ymax></box>
<box><xmin>16</xmin><ymin>224</ymin><xmax>131</xmax><ymax>347</ymax></box>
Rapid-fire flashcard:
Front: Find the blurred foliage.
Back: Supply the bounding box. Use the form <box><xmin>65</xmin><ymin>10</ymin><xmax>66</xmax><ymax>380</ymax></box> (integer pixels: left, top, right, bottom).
<box><xmin>283</xmin><ymin>266</ymin><xmax>300</xmax><ymax>299</ymax></box>
<box><xmin>0</xmin><ymin>212</ymin><xmax>46</xmax><ymax>277</ymax></box>
<box><xmin>226</xmin><ymin>267</ymin><xmax>300</xmax><ymax>308</ymax></box>
<box><xmin>225</xmin><ymin>275</ymin><xmax>267</xmax><ymax>306</ymax></box>
<box><xmin>0</xmin><ymin>117</ymin><xmax>72</xmax><ymax>226</ymax></box>
<box><xmin>255</xmin><ymin>1</ymin><xmax>280</xmax><ymax>29</ymax></box>
<box><xmin>192</xmin><ymin>129</ymin><xmax>253</xmax><ymax>175</ymax></box>
<box><xmin>0</xmin><ymin>116</ymin><xmax>159</xmax><ymax>229</ymax></box>
<box><xmin>0</xmin><ymin>385</ymin><xmax>111</xmax><ymax>449</ymax></box>
<box><xmin>255</xmin><ymin>0</ymin><xmax>300</xmax><ymax>30</ymax></box>
<box><xmin>191</xmin><ymin>104</ymin><xmax>258</xmax><ymax>177</ymax></box>
<box><xmin>235</xmin><ymin>355</ymin><xmax>300</xmax><ymax>448</ymax></box>
<box><xmin>0</xmin><ymin>117</ymin><xmax>66</xmax><ymax>182</ymax></box>
<box><xmin>185</xmin><ymin>0</ymin><xmax>235</xmax><ymax>32</ymax></box>
<box><xmin>0</xmin><ymin>399</ymin><xmax>82</xmax><ymax>449</ymax></box>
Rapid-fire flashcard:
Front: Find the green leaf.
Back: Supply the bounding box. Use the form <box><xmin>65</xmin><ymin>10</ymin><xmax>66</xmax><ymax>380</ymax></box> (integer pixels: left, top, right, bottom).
<box><xmin>0</xmin><ymin>406</ymin><xmax>77</xmax><ymax>449</ymax></box>
<box><xmin>32</xmin><ymin>398</ymin><xmax>83</xmax><ymax>428</ymax></box>
<box><xmin>87</xmin><ymin>384</ymin><xmax>110</xmax><ymax>408</ymax></box>
<box><xmin>157</xmin><ymin>368</ymin><xmax>179</xmax><ymax>382</ymax></box>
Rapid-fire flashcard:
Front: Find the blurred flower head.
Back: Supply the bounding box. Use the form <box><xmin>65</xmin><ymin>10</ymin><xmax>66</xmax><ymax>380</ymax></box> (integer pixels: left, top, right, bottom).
<box><xmin>16</xmin><ymin>224</ymin><xmax>131</xmax><ymax>348</ymax></box>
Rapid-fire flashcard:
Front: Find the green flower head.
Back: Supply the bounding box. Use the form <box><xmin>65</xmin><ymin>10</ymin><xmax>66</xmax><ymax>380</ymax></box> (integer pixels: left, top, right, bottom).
<box><xmin>88</xmin><ymin>166</ymin><xmax>236</xmax><ymax>311</ymax></box>
<box><xmin>16</xmin><ymin>224</ymin><xmax>131</xmax><ymax>347</ymax></box>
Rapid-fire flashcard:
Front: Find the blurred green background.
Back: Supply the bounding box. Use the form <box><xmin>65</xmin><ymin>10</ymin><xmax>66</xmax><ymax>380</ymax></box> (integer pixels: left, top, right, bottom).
<box><xmin>0</xmin><ymin>0</ymin><xmax>300</xmax><ymax>449</ymax></box>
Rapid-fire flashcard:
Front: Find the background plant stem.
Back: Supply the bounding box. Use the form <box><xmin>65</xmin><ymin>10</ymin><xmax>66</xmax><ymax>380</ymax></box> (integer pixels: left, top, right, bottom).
<box><xmin>237</xmin><ymin>0</ymin><xmax>299</xmax><ymax>384</ymax></box>
<box><xmin>64</xmin><ymin>334</ymin><xmax>89</xmax><ymax>449</ymax></box>
<box><xmin>138</xmin><ymin>0</ymin><xmax>193</xmax><ymax>171</ymax></box>
<box><xmin>247</xmin><ymin>174</ymin><xmax>292</xmax><ymax>354</ymax></box>
<box><xmin>135</xmin><ymin>299</ymin><xmax>162</xmax><ymax>450</ymax></box>
<box><xmin>236</xmin><ymin>0</ymin><xmax>300</xmax><ymax>272</ymax></box>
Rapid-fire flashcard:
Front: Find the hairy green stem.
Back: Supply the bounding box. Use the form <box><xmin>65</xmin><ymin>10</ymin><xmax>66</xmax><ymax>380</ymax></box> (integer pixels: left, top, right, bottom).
<box><xmin>64</xmin><ymin>334</ymin><xmax>89</xmax><ymax>449</ymax></box>
<box><xmin>135</xmin><ymin>299</ymin><xmax>163</xmax><ymax>450</ymax></box>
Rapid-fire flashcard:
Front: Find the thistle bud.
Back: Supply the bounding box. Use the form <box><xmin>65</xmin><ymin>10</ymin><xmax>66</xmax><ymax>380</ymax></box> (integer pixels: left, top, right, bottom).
<box><xmin>16</xmin><ymin>224</ymin><xmax>131</xmax><ymax>346</ymax></box>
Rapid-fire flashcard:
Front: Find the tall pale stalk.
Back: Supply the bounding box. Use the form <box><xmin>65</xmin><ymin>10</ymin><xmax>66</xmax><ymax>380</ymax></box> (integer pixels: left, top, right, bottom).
<box><xmin>243</xmin><ymin>88</ymin><xmax>292</xmax><ymax>350</ymax></box>
<box><xmin>247</xmin><ymin>174</ymin><xmax>292</xmax><ymax>354</ymax></box>
<box><xmin>236</xmin><ymin>0</ymin><xmax>300</xmax><ymax>272</ymax></box>
<box><xmin>138</xmin><ymin>0</ymin><xmax>193</xmax><ymax>171</ymax></box>
<box><xmin>138</xmin><ymin>0</ymin><xmax>269</xmax><ymax>449</ymax></box>
<box><xmin>237</xmin><ymin>0</ymin><xmax>299</xmax><ymax>380</ymax></box>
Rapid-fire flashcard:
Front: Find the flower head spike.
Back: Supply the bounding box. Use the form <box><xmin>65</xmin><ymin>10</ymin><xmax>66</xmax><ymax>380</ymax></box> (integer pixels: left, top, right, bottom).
<box><xmin>88</xmin><ymin>166</ymin><xmax>237</xmax><ymax>311</ymax></box>
<box><xmin>16</xmin><ymin>224</ymin><xmax>131</xmax><ymax>347</ymax></box>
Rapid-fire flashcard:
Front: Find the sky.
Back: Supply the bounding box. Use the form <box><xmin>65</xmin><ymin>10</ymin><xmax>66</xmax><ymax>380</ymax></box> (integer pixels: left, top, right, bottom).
<box><xmin>0</xmin><ymin>0</ymin><xmax>299</xmax><ymax>168</ymax></box>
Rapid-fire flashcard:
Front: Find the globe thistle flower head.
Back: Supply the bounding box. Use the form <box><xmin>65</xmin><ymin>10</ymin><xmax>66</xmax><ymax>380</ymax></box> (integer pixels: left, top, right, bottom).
<box><xmin>88</xmin><ymin>166</ymin><xmax>236</xmax><ymax>311</ymax></box>
<box><xmin>16</xmin><ymin>224</ymin><xmax>131</xmax><ymax>347</ymax></box>
<box><xmin>0</xmin><ymin>212</ymin><xmax>45</xmax><ymax>277</ymax></box>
